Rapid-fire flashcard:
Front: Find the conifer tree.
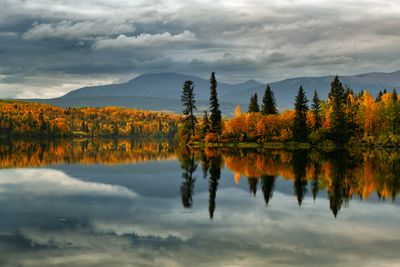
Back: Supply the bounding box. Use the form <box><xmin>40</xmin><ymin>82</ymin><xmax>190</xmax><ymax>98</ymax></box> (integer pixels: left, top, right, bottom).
<box><xmin>248</xmin><ymin>93</ymin><xmax>260</xmax><ymax>113</ymax></box>
<box><xmin>201</xmin><ymin>111</ymin><xmax>211</xmax><ymax>136</ymax></box>
<box><xmin>181</xmin><ymin>80</ymin><xmax>197</xmax><ymax>138</ymax></box>
<box><xmin>311</xmin><ymin>90</ymin><xmax>321</xmax><ymax>129</ymax></box>
<box><xmin>376</xmin><ymin>90</ymin><xmax>383</xmax><ymax>102</ymax></box>
<box><xmin>328</xmin><ymin>75</ymin><xmax>347</xmax><ymax>143</ymax></box>
<box><xmin>261</xmin><ymin>85</ymin><xmax>278</xmax><ymax>115</ymax></box>
<box><xmin>392</xmin><ymin>88</ymin><xmax>398</xmax><ymax>101</ymax></box>
<box><xmin>293</xmin><ymin>86</ymin><xmax>309</xmax><ymax>142</ymax></box>
<box><xmin>209</xmin><ymin>72</ymin><xmax>222</xmax><ymax>134</ymax></box>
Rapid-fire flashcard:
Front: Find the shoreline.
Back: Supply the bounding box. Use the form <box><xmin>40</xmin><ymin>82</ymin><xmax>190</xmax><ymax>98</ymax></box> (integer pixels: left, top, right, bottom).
<box><xmin>190</xmin><ymin>141</ymin><xmax>400</xmax><ymax>150</ymax></box>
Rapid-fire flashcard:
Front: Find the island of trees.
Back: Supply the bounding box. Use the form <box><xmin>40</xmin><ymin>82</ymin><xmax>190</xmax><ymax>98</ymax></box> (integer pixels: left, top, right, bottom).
<box><xmin>180</xmin><ymin>73</ymin><xmax>400</xmax><ymax>148</ymax></box>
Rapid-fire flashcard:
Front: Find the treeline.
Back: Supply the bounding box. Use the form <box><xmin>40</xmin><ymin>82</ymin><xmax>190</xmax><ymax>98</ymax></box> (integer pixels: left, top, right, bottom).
<box><xmin>0</xmin><ymin>100</ymin><xmax>180</xmax><ymax>138</ymax></box>
<box><xmin>180</xmin><ymin>73</ymin><xmax>400</xmax><ymax>147</ymax></box>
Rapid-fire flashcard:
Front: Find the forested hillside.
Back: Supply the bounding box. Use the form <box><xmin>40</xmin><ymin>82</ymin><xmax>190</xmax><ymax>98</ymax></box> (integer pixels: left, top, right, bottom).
<box><xmin>0</xmin><ymin>100</ymin><xmax>180</xmax><ymax>138</ymax></box>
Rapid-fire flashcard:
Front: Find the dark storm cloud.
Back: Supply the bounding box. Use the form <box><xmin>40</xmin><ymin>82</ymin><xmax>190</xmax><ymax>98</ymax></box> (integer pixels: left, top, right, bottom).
<box><xmin>0</xmin><ymin>0</ymin><xmax>400</xmax><ymax>98</ymax></box>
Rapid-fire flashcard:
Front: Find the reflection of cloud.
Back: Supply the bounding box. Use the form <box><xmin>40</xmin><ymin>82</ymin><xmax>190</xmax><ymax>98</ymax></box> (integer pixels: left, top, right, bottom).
<box><xmin>0</xmin><ymin>169</ymin><xmax>137</xmax><ymax>198</ymax></box>
<box><xmin>0</xmin><ymin>168</ymin><xmax>399</xmax><ymax>266</ymax></box>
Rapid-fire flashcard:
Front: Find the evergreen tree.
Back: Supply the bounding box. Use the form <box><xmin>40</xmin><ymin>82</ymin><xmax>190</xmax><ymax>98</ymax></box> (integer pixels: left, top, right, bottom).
<box><xmin>201</xmin><ymin>111</ymin><xmax>211</xmax><ymax>137</ymax></box>
<box><xmin>311</xmin><ymin>90</ymin><xmax>322</xmax><ymax>129</ymax></box>
<box><xmin>248</xmin><ymin>93</ymin><xmax>260</xmax><ymax>113</ymax></box>
<box><xmin>181</xmin><ymin>80</ymin><xmax>197</xmax><ymax>138</ymax></box>
<box><xmin>293</xmin><ymin>86</ymin><xmax>309</xmax><ymax>142</ymax></box>
<box><xmin>329</xmin><ymin>75</ymin><xmax>347</xmax><ymax>143</ymax></box>
<box><xmin>392</xmin><ymin>88</ymin><xmax>398</xmax><ymax>101</ymax></box>
<box><xmin>261</xmin><ymin>85</ymin><xmax>278</xmax><ymax>115</ymax></box>
<box><xmin>376</xmin><ymin>90</ymin><xmax>383</xmax><ymax>102</ymax></box>
<box><xmin>209</xmin><ymin>72</ymin><xmax>222</xmax><ymax>134</ymax></box>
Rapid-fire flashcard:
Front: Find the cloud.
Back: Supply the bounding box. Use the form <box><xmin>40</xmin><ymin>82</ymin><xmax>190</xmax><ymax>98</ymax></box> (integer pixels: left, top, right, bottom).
<box><xmin>23</xmin><ymin>20</ymin><xmax>135</xmax><ymax>41</ymax></box>
<box><xmin>93</xmin><ymin>30</ymin><xmax>196</xmax><ymax>49</ymax></box>
<box><xmin>1</xmin><ymin>0</ymin><xmax>400</xmax><ymax>98</ymax></box>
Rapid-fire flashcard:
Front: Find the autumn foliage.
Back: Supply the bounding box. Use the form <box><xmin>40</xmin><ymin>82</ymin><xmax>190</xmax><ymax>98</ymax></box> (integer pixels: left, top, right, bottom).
<box><xmin>0</xmin><ymin>100</ymin><xmax>180</xmax><ymax>138</ymax></box>
<box><xmin>223</xmin><ymin>89</ymin><xmax>400</xmax><ymax>146</ymax></box>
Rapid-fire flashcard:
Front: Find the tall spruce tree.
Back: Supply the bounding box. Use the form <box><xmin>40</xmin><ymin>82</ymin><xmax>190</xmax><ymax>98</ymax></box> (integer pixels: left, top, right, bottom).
<box><xmin>248</xmin><ymin>93</ymin><xmax>260</xmax><ymax>113</ymax></box>
<box><xmin>181</xmin><ymin>80</ymin><xmax>197</xmax><ymax>138</ymax></box>
<box><xmin>329</xmin><ymin>75</ymin><xmax>347</xmax><ymax>143</ymax></box>
<box><xmin>392</xmin><ymin>88</ymin><xmax>398</xmax><ymax>101</ymax></box>
<box><xmin>311</xmin><ymin>90</ymin><xmax>322</xmax><ymax>129</ymax></box>
<box><xmin>261</xmin><ymin>85</ymin><xmax>278</xmax><ymax>115</ymax></box>
<box><xmin>293</xmin><ymin>86</ymin><xmax>309</xmax><ymax>142</ymax></box>
<box><xmin>209</xmin><ymin>72</ymin><xmax>222</xmax><ymax>134</ymax></box>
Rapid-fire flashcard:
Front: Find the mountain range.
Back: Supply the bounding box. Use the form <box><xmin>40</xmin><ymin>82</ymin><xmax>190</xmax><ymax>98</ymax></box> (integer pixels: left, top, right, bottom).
<box><xmin>23</xmin><ymin>70</ymin><xmax>400</xmax><ymax>115</ymax></box>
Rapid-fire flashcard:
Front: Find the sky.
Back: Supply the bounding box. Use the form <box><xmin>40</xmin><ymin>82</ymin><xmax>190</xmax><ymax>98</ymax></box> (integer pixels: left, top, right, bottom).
<box><xmin>0</xmin><ymin>0</ymin><xmax>400</xmax><ymax>99</ymax></box>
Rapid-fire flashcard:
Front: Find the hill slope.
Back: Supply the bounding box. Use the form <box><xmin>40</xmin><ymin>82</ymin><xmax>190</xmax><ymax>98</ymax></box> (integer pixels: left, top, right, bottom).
<box><xmin>23</xmin><ymin>70</ymin><xmax>400</xmax><ymax>113</ymax></box>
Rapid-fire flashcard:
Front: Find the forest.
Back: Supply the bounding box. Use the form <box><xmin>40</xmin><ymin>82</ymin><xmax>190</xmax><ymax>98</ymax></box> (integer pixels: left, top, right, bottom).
<box><xmin>181</xmin><ymin>73</ymin><xmax>400</xmax><ymax>147</ymax></box>
<box><xmin>0</xmin><ymin>100</ymin><xmax>180</xmax><ymax>138</ymax></box>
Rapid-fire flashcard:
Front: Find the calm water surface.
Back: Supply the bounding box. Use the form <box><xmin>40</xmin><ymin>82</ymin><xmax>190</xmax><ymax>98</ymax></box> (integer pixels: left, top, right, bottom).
<box><xmin>0</xmin><ymin>139</ymin><xmax>399</xmax><ymax>267</ymax></box>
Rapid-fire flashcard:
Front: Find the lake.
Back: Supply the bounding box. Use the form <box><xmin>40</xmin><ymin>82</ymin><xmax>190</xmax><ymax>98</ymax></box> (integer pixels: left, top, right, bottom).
<box><xmin>0</xmin><ymin>139</ymin><xmax>399</xmax><ymax>267</ymax></box>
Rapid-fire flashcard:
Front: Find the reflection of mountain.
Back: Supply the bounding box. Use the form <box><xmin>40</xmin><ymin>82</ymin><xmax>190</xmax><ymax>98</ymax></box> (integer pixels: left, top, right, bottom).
<box><xmin>0</xmin><ymin>139</ymin><xmax>176</xmax><ymax>168</ymax></box>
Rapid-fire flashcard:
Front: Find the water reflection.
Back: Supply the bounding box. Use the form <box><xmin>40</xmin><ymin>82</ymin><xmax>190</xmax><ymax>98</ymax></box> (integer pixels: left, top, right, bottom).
<box><xmin>0</xmin><ymin>139</ymin><xmax>400</xmax><ymax>266</ymax></box>
<box><xmin>0</xmin><ymin>138</ymin><xmax>175</xmax><ymax>167</ymax></box>
<box><xmin>177</xmin><ymin>147</ymin><xmax>400</xmax><ymax>217</ymax></box>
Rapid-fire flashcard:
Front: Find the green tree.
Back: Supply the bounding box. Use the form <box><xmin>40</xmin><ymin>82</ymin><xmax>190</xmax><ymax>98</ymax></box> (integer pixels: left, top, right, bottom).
<box><xmin>209</xmin><ymin>72</ymin><xmax>222</xmax><ymax>134</ymax></box>
<box><xmin>261</xmin><ymin>85</ymin><xmax>278</xmax><ymax>115</ymax></box>
<box><xmin>376</xmin><ymin>90</ymin><xmax>383</xmax><ymax>102</ymax></box>
<box><xmin>248</xmin><ymin>93</ymin><xmax>260</xmax><ymax>113</ymax></box>
<box><xmin>392</xmin><ymin>88</ymin><xmax>398</xmax><ymax>101</ymax></box>
<box><xmin>201</xmin><ymin>111</ymin><xmax>211</xmax><ymax>137</ymax></box>
<box><xmin>328</xmin><ymin>75</ymin><xmax>347</xmax><ymax>143</ymax></box>
<box><xmin>293</xmin><ymin>86</ymin><xmax>309</xmax><ymax>142</ymax></box>
<box><xmin>311</xmin><ymin>90</ymin><xmax>322</xmax><ymax>129</ymax></box>
<box><xmin>181</xmin><ymin>80</ymin><xmax>197</xmax><ymax>138</ymax></box>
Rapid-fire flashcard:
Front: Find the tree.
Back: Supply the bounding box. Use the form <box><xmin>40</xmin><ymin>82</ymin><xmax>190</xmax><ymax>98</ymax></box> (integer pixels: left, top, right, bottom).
<box><xmin>328</xmin><ymin>75</ymin><xmax>347</xmax><ymax>143</ymax></box>
<box><xmin>181</xmin><ymin>80</ymin><xmax>197</xmax><ymax>138</ymax></box>
<box><xmin>201</xmin><ymin>111</ymin><xmax>211</xmax><ymax>137</ymax></box>
<box><xmin>234</xmin><ymin>104</ymin><xmax>241</xmax><ymax>117</ymax></box>
<box><xmin>248</xmin><ymin>93</ymin><xmax>260</xmax><ymax>113</ymax></box>
<box><xmin>392</xmin><ymin>88</ymin><xmax>398</xmax><ymax>101</ymax></box>
<box><xmin>209</xmin><ymin>72</ymin><xmax>222</xmax><ymax>134</ymax></box>
<box><xmin>311</xmin><ymin>90</ymin><xmax>322</xmax><ymax>129</ymax></box>
<box><xmin>261</xmin><ymin>85</ymin><xmax>278</xmax><ymax>115</ymax></box>
<box><xmin>376</xmin><ymin>90</ymin><xmax>383</xmax><ymax>102</ymax></box>
<box><xmin>293</xmin><ymin>86</ymin><xmax>309</xmax><ymax>142</ymax></box>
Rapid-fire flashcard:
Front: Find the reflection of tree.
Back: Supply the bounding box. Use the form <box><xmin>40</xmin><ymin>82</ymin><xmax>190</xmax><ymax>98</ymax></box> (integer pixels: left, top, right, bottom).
<box><xmin>179</xmin><ymin>151</ymin><xmax>197</xmax><ymax>209</ymax></box>
<box><xmin>248</xmin><ymin>178</ymin><xmax>258</xmax><ymax>196</ymax></box>
<box><xmin>209</xmin><ymin>154</ymin><xmax>222</xmax><ymax>219</ymax></box>
<box><xmin>311</xmin><ymin>162</ymin><xmax>320</xmax><ymax>202</ymax></box>
<box><xmin>261</xmin><ymin>175</ymin><xmax>276</xmax><ymax>207</ymax></box>
<box><xmin>292</xmin><ymin>150</ymin><xmax>309</xmax><ymax>206</ymax></box>
<box><xmin>200</xmin><ymin>151</ymin><xmax>210</xmax><ymax>179</ymax></box>
<box><xmin>326</xmin><ymin>150</ymin><xmax>351</xmax><ymax>218</ymax></box>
